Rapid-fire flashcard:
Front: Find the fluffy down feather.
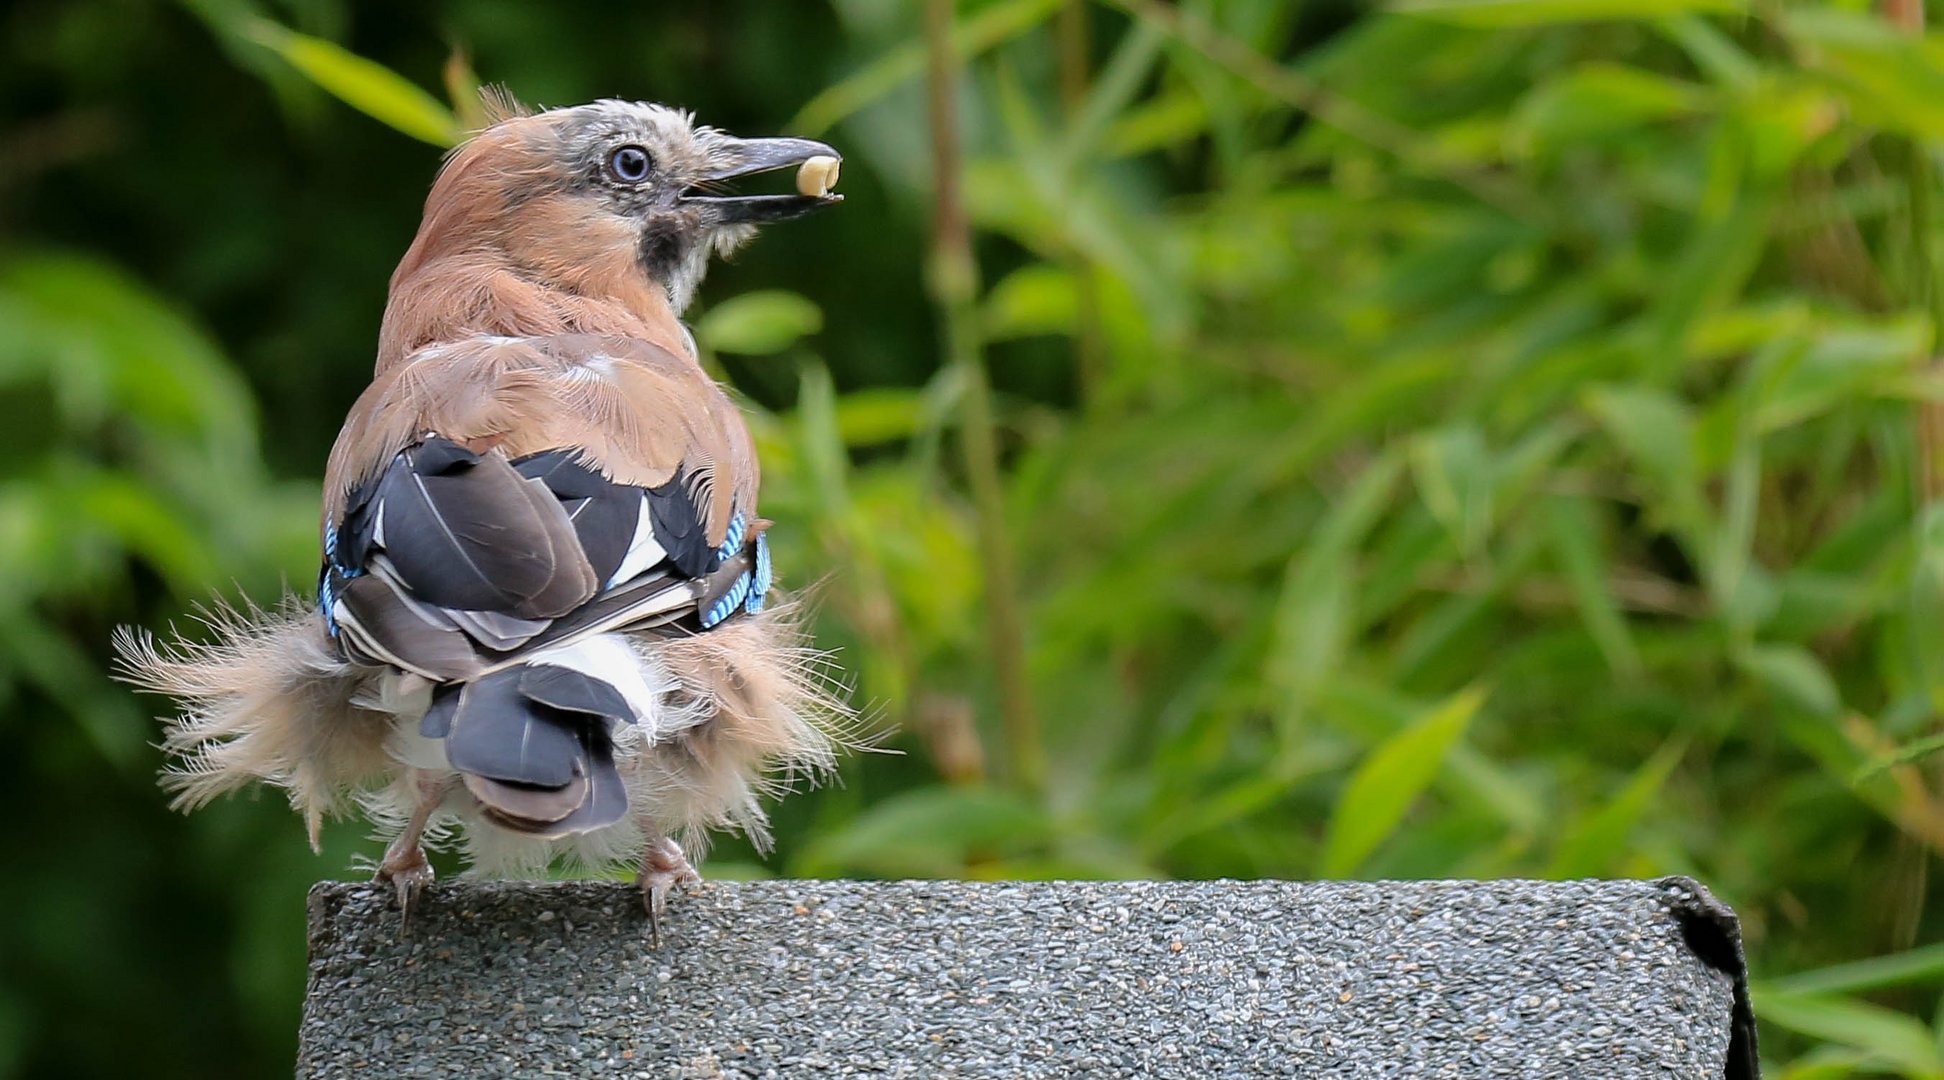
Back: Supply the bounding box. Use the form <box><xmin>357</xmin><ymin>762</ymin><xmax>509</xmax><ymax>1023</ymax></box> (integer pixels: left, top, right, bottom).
<box><xmin>111</xmin><ymin>599</ymin><xmax>394</xmax><ymax>850</ymax></box>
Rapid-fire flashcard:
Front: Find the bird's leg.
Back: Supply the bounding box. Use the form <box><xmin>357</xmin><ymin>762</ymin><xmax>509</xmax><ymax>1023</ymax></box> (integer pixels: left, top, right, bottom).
<box><xmin>637</xmin><ymin>833</ymin><xmax>701</xmax><ymax>947</ymax></box>
<box><xmin>374</xmin><ymin>770</ymin><xmax>451</xmax><ymax>937</ymax></box>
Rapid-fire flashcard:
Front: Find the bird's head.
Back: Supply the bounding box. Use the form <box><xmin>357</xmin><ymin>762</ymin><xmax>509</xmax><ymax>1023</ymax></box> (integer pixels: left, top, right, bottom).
<box><xmin>396</xmin><ymin>98</ymin><xmax>842</xmax><ymax>317</ymax></box>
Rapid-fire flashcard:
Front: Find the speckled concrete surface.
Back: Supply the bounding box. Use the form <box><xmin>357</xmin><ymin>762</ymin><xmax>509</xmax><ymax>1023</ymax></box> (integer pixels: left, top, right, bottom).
<box><xmin>298</xmin><ymin>878</ymin><xmax>1748</xmax><ymax>1078</ymax></box>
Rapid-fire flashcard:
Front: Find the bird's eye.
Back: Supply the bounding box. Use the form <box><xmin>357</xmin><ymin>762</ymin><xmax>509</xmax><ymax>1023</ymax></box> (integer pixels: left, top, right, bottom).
<box><xmin>608</xmin><ymin>145</ymin><xmax>652</xmax><ymax>183</ymax></box>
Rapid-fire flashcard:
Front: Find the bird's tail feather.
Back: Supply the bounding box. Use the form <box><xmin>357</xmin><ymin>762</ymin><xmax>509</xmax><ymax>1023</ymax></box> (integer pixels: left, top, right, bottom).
<box><xmin>425</xmin><ymin>660</ymin><xmax>635</xmax><ymax>838</ymax></box>
<box><xmin>111</xmin><ymin>597</ymin><xmax>393</xmax><ymax>850</ymax></box>
<box><xmin>408</xmin><ymin>596</ymin><xmax>872</xmax><ymax>877</ymax></box>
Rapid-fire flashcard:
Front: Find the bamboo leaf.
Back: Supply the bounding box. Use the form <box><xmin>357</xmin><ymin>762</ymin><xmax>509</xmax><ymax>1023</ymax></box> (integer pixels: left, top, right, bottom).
<box><xmin>984</xmin><ymin>264</ymin><xmax>1079</xmax><ymax>340</ymax></box>
<box><xmin>1267</xmin><ymin>452</ymin><xmax>1406</xmax><ymax>713</ymax></box>
<box><xmin>1736</xmin><ymin>644</ymin><xmax>1843</xmax><ymax>719</ymax></box>
<box><xmin>1511</xmin><ymin>62</ymin><xmax>1707</xmax><ymax>153</ymax></box>
<box><xmin>1396</xmin><ymin>0</ymin><xmax>1743</xmax><ymax>28</ymax></box>
<box><xmin>695</xmin><ymin>290</ymin><xmax>824</xmax><ymax>355</ymax></box>
<box><xmin>794</xmin><ymin>786</ymin><xmax>1052</xmax><ymax>877</ymax></box>
<box><xmin>1408</xmin><ymin>423</ymin><xmax>1492</xmax><ymax>554</ymax></box>
<box><xmin>834</xmin><ymin>389</ymin><xmax>928</xmax><ymax>448</ymax></box>
<box><xmin>790</xmin><ymin>0</ymin><xmax>1064</xmax><ymax>136</ymax></box>
<box><xmin>1852</xmin><ymin>731</ymin><xmax>1944</xmax><ymax>782</ymax></box>
<box><xmin>1655</xmin><ymin>15</ymin><xmax>1759</xmax><ymax>90</ymax></box>
<box><xmin>1544</xmin><ymin>497</ymin><xmax>1641</xmax><ymax>676</ymax></box>
<box><xmin>1585</xmin><ymin>386</ymin><xmax>1696</xmax><ymax>492</ymax></box>
<box><xmin>1783</xmin><ymin>10</ymin><xmax>1944</xmax><ymax>140</ymax></box>
<box><xmin>243</xmin><ymin>19</ymin><xmax>460</xmax><ymax>146</ymax></box>
<box><xmin>1320</xmin><ymin>686</ymin><xmax>1487</xmax><ymax>877</ymax></box>
<box><xmin>1755</xmin><ymin>989</ymin><xmax>1944</xmax><ymax>1076</ymax></box>
<box><xmin>1768</xmin><ymin>943</ymin><xmax>1944</xmax><ymax>997</ymax></box>
<box><xmin>1545</xmin><ymin>738</ymin><xmax>1685</xmax><ymax>878</ymax></box>
<box><xmin>1584</xmin><ymin>385</ymin><xmax>1709</xmax><ymax>536</ymax></box>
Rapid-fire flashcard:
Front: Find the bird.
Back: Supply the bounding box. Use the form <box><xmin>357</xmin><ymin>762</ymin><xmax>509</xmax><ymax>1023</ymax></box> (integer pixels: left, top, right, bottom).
<box><xmin>115</xmin><ymin>95</ymin><xmax>858</xmax><ymax>939</ymax></box>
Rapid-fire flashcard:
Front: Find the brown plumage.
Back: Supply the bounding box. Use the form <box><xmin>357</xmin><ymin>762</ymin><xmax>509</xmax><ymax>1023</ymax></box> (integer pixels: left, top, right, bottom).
<box><xmin>323</xmin><ymin>334</ymin><xmax>754</xmax><ymax>529</ymax></box>
<box><xmin>115</xmin><ymin>98</ymin><xmax>860</xmax><ymax>936</ymax></box>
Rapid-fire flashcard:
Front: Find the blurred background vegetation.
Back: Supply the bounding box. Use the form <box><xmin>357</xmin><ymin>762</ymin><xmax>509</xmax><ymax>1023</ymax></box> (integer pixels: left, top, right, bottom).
<box><xmin>4</xmin><ymin>0</ymin><xmax>1944</xmax><ymax>1074</ymax></box>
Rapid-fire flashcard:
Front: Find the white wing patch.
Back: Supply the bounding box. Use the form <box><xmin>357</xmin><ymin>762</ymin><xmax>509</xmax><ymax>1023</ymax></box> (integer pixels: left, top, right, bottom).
<box><xmin>605</xmin><ymin>493</ymin><xmax>669</xmax><ymax>589</ymax></box>
<box><xmin>523</xmin><ymin>634</ymin><xmax>674</xmax><ymax>726</ymax></box>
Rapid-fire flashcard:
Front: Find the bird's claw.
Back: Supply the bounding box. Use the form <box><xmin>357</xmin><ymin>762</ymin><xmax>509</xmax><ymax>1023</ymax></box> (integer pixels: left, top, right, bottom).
<box><xmin>639</xmin><ymin>837</ymin><xmax>700</xmax><ymax>947</ymax></box>
<box><xmin>375</xmin><ymin>845</ymin><xmax>435</xmax><ymax>938</ymax></box>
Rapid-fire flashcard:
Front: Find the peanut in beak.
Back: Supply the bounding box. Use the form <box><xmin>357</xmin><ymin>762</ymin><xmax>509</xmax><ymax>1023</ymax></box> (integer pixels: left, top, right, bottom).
<box><xmin>796</xmin><ymin>156</ymin><xmax>841</xmax><ymax>198</ymax></box>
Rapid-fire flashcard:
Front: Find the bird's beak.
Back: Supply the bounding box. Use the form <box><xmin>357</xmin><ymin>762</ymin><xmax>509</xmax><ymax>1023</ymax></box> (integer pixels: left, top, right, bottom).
<box><xmin>681</xmin><ymin>137</ymin><xmax>844</xmax><ymax>225</ymax></box>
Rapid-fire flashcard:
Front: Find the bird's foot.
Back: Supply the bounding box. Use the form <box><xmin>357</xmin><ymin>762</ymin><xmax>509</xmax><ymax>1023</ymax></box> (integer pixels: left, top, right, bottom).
<box><xmin>374</xmin><ymin>843</ymin><xmax>435</xmax><ymax>938</ymax></box>
<box><xmin>638</xmin><ymin>837</ymin><xmax>701</xmax><ymax>947</ymax></box>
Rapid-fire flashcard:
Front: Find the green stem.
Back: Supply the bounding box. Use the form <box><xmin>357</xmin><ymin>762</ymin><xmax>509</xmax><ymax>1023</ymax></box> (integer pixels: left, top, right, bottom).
<box><xmin>1056</xmin><ymin>0</ymin><xmax>1108</xmax><ymax>407</ymax></box>
<box><xmin>1912</xmin><ymin>143</ymin><xmax>1943</xmax><ymax>499</ymax></box>
<box><xmin>924</xmin><ymin>0</ymin><xmax>1046</xmax><ymax>797</ymax></box>
<box><xmin>1883</xmin><ymin>0</ymin><xmax>1944</xmax><ymax>501</ymax></box>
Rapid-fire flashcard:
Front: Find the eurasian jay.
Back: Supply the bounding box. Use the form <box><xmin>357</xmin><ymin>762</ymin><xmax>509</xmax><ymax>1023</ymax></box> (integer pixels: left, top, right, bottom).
<box><xmin>117</xmin><ymin>97</ymin><xmax>855</xmax><ymax>937</ymax></box>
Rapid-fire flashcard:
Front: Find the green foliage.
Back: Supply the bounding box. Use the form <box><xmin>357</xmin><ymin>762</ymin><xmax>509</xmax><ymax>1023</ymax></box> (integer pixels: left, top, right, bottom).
<box><xmin>6</xmin><ymin>0</ymin><xmax>1944</xmax><ymax>1075</ymax></box>
<box><xmin>1320</xmin><ymin>685</ymin><xmax>1483</xmax><ymax>876</ymax></box>
<box><xmin>240</xmin><ymin>17</ymin><xmax>460</xmax><ymax>146</ymax></box>
<box><xmin>695</xmin><ymin>290</ymin><xmax>825</xmax><ymax>356</ymax></box>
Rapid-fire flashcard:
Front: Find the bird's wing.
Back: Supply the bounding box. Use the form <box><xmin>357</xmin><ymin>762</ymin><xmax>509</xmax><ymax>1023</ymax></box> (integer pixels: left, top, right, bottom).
<box><xmin>318</xmin><ymin>334</ymin><xmax>768</xmax><ymax>682</ymax></box>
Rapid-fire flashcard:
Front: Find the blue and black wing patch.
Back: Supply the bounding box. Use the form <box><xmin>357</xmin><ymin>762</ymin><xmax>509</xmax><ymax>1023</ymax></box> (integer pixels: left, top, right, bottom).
<box><xmin>321</xmin><ymin>437</ymin><xmax>772</xmax><ymax>679</ymax></box>
<box><xmin>647</xmin><ymin>467</ymin><xmax>727</xmax><ymax>580</ymax></box>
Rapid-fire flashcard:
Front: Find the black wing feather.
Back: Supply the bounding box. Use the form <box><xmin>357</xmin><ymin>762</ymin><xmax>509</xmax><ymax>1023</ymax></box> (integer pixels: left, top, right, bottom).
<box><xmin>335</xmin><ymin>572</ymin><xmax>484</xmax><ymax>680</ymax></box>
<box><xmin>539</xmin><ymin>737</ymin><xmax>629</xmax><ymax>836</ymax></box>
<box><xmin>439</xmin><ymin>663</ymin><xmax>633</xmax><ymax>837</ymax></box>
<box><xmin>647</xmin><ymin>467</ymin><xmax>720</xmax><ymax>579</ymax></box>
<box><xmin>514</xmin><ymin>450</ymin><xmax>641</xmax><ymax>585</ymax></box>
<box><xmin>441</xmin><ymin>667</ymin><xmax>584</xmax><ymax>787</ymax></box>
<box><xmin>372</xmin><ymin>440</ymin><xmax>596</xmax><ymax>617</ymax></box>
